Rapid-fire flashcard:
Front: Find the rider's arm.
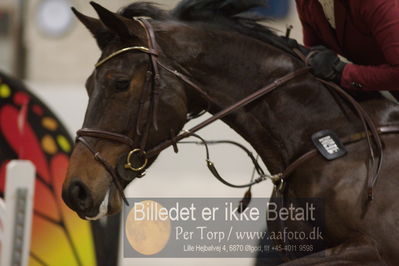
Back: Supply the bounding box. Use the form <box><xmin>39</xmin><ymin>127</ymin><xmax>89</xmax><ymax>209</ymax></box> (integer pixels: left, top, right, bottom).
<box><xmin>295</xmin><ymin>1</ymin><xmax>323</xmax><ymax>47</ymax></box>
<box><xmin>340</xmin><ymin>0</ymin><xmax>399</xmax><ymax>91</ymax></box>
<box><xmin>296</xmin><ymin>0</ymin><xmax>399</xmax><ymax>91</ymax></box>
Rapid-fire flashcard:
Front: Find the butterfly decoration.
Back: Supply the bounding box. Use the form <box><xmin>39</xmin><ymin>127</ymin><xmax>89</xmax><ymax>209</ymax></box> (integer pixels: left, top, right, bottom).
<box><xmin>0</xmin><ymin>71</ymin><xmax>120</xmax><ymax>266</ymax></box>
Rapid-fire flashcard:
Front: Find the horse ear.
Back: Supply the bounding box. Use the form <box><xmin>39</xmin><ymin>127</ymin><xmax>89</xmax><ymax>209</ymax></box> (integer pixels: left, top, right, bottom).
<box><xmin>71</xmin><ymin>7</ymin><xmax>104</xmax><ymax>38</ymax></box>
<box><xmin>71</xmin><ymin>7</ymin><xmax>113</xmax><ymax>50</ymax></box>
<box><xmin>90</xmin><ymin>1</ymin><xmax>145</xmax><ymax>41</ymax></box>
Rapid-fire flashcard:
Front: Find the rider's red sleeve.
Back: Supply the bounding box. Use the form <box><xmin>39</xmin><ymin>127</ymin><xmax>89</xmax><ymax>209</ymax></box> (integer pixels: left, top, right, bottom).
<box><xmin>340</xmin><ymin>0</ymin><xmax>399</xmax><ymax>91</ymax></box>
<box><xmin>296</xmin><ymin>0</ymin><xmax>399</xmax><ymax>91</ymax></box>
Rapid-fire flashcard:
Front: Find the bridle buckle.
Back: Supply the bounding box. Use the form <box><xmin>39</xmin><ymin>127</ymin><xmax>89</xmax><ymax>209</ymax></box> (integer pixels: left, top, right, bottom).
<box><xmin>124</xmin><ymin>149</ymin><xmax>148</xmax><ymax>172</ymax></box>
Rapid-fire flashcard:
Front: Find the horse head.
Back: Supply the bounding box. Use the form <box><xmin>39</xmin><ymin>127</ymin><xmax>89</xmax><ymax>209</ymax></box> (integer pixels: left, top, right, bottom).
<box><xmin>62</xmin><ymin>2</ymin><xmax>196</xmax><ymax>219</ymax></box>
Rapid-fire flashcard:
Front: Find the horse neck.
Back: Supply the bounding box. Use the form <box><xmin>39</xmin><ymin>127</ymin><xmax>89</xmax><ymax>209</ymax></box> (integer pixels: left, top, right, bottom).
<box><xmin>159</xmin><ymin>25</ymin><xmax>360</xmax><ymax>173</ymax></box>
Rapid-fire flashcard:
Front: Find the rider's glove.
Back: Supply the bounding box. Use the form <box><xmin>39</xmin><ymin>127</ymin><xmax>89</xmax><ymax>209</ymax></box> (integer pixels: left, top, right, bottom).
<box><xmin>307</xmin><ymin>45</ymin><xmax>346</xmax><ymax>84</ymax></box>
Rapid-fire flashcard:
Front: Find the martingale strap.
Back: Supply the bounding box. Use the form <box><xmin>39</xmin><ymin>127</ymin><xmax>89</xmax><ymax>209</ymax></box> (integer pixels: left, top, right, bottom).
<box><xmin>276</xmin><ymin>125</ymin><xmax>399</xmax><ymax>195</ymax></box>
<box><xmin>292</xmin><ymin>47</ymin><xmax>383</xmax><ymax>200</ymax></box>
<box><xmin>179</xmin><ymin>135</ymin><xmax>283</xmax><ymax>188</ymax></box>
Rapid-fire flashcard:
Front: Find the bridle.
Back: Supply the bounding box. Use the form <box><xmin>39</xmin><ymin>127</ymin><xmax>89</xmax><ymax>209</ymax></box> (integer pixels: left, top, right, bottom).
<box><xmin>76</xmin><ymin>17</ymin><xmax>391</xmax><ymax>207</ymax></box>
<box><xmin>76</xmin><ymin>17</ymin><xmax>164</xmax><ymax>205</ymax></box>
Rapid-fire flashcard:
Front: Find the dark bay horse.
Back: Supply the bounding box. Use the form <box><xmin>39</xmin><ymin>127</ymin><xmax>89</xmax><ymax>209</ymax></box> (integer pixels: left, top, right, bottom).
<box><xmin>62</xmin><ymin>0</ymin><xmax>399</xmax><ymax>264</ymax></box>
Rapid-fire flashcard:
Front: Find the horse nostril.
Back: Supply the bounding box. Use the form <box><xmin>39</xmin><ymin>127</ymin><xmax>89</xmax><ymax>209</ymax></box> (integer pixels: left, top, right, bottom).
<box><xmin>67</xmin><ymin>180</ymin><xmax>93</xmax><ymax>212</ymax></box>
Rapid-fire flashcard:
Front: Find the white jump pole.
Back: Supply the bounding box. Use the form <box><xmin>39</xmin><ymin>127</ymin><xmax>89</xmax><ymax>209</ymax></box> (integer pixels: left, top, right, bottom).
<box><xmin>0</xmin><ymin>160</ymin><xmax>35</xmax><ymax>266</ymax></box>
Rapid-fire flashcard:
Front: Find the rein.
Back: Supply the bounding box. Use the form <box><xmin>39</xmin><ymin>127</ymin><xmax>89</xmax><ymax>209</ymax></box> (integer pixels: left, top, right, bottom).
<box><xmin>76</xmin><ymin>17</ymin><xmax>394</xmax><ymax>207</ymax></box>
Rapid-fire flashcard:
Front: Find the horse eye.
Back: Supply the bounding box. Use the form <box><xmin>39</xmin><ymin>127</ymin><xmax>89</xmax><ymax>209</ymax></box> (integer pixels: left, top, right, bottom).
<box><xmin>115</xmin><ymin>79</ymin><xmax>130</xmax><ymax>91</ymax></box>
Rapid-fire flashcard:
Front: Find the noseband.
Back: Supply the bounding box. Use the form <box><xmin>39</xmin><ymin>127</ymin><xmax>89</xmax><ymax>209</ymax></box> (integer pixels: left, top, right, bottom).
<box><xmin>76</xmin><ymin>17</ymin><xmax>387</xmax><ymax>207</ymax></box>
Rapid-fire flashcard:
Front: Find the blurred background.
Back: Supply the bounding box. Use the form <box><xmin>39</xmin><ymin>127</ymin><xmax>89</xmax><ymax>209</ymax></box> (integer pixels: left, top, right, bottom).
<box><xmin>0</xmin><ymin>0</ymin><xmax>304</xmax><ymax>265</ymax></box>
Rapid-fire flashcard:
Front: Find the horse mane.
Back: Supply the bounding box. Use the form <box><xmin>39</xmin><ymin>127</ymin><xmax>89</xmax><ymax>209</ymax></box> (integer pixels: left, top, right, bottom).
<box><xmin>118</xmin><ymin>0</ymin><xmax>296</xmax><ymax>55</ymax></box>
<box><xmin>118</xmin><ymin>2</ymin><xmax>170</xmax><ymax>20</ymax></box>
<box><xmin>172</xmin><ymin>0</ymin><xmax>267</xmax><ymax>21</ymax></box>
